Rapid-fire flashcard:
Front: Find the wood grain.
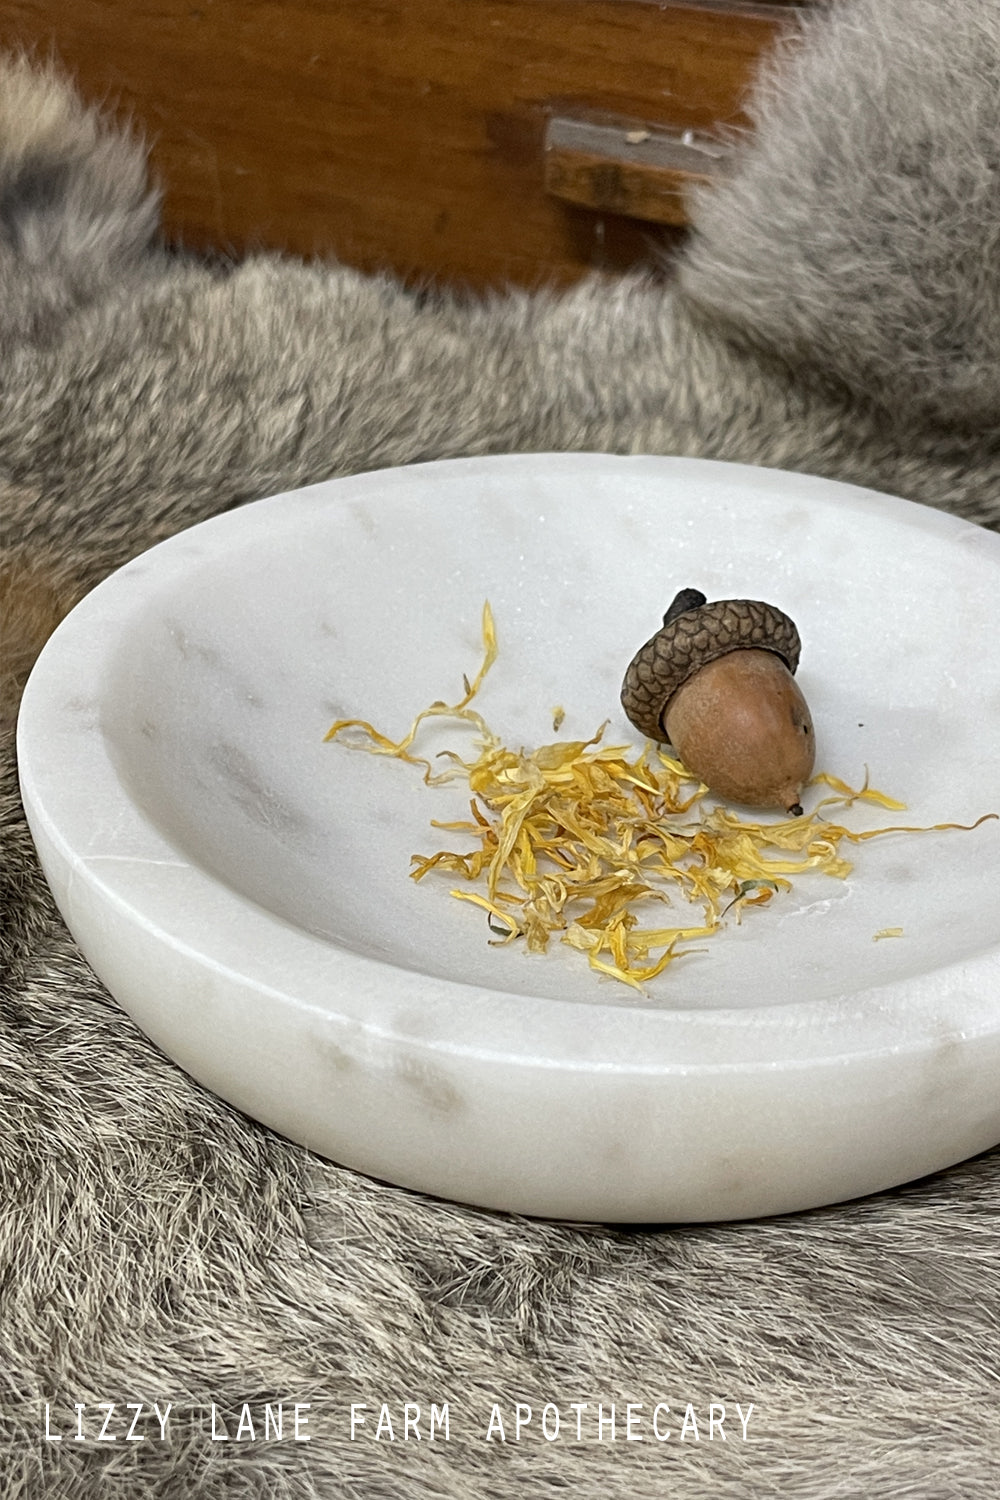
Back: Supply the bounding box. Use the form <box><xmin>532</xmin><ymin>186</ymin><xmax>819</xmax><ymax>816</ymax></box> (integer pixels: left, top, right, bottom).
<box><xmin>0</xmin><ymin>1</ymin><xmax>800</xmax><ymax>287</ymax></box>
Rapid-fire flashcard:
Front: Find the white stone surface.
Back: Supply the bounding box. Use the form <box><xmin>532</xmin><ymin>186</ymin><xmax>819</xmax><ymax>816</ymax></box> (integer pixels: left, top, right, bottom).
<box><xmin>16</xmin><ymin>454</ymin><xmax>1000</xmax><ymax>1221</ymax></box>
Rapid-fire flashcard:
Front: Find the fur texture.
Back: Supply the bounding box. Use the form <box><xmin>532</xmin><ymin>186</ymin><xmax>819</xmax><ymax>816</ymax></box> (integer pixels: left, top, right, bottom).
<box><xmin>2</xmin><ymin>4</ymin><xmax>1000</xmax><ymax>1495</ymax></box>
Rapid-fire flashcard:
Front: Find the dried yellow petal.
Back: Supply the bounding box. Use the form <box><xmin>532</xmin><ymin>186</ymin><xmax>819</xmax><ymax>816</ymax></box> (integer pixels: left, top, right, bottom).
<box><xmin>326</xmin><ymin>607</ymin><xmax>997</xmax><ymax>990</ymax></box>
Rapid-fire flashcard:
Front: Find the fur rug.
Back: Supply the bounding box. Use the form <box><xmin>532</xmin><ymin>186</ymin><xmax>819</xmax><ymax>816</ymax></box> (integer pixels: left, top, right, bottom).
<box><xmin>3</xmin><ymin>2</ymin><xmax>1000</xmax><ymax>1495</ymax></box>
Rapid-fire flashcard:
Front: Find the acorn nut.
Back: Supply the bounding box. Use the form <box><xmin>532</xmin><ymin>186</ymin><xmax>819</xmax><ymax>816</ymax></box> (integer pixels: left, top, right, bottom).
<box><xmin>620</xmin><ymin>588</ymin><xmax>815</xmax><ymax>814</ymax></box>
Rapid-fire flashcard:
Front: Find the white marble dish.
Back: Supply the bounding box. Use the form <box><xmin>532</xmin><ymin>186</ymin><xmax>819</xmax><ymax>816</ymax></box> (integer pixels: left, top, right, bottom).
<box><xmin>17</xmin><ymin>454</ymin><xmax>1000</xmax><ymax>1222</ymax></box>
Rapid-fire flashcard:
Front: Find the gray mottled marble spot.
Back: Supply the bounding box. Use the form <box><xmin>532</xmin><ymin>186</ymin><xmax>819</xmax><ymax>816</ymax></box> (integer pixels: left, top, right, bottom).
<box><xmin>207</xmin><ymin>740</ymin><xmax>309</xmax><ymax>839</ymax></box>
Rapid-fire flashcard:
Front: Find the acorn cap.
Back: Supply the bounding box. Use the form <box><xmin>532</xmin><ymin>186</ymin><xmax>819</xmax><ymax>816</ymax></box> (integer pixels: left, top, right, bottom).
<box><xmin>621</xmin><ymin>589</ymin><xmax>802</xmax><ymax>742</ymax></box>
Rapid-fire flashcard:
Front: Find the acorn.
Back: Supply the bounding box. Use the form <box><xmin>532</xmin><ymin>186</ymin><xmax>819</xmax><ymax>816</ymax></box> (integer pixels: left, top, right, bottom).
<box><xmin>620</xmin><ymin>588</ymin><xmax>815</xmax><ymax>814</ymax></box>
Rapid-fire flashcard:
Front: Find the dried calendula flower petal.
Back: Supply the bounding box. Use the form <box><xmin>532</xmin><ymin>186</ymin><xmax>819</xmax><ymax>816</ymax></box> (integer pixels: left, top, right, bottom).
<box><xmin>325</xmin><ymin>605</ymin><xmax>997</xmax><ymax>990</ymax></box>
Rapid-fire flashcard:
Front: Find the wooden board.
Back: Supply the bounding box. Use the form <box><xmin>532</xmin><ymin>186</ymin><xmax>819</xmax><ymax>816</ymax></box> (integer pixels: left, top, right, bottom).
<box><xmin>0</xmin><ymin>1</ymin><xmax>801</xmax><ymax>287</ymax></box>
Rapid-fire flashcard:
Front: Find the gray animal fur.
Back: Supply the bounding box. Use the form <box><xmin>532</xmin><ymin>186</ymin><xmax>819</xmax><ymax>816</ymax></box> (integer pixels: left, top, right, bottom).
<box><xmin>2</xmin><ymin>2</ymin><xmax>999</xmax><ymax>1495</ymax></box>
